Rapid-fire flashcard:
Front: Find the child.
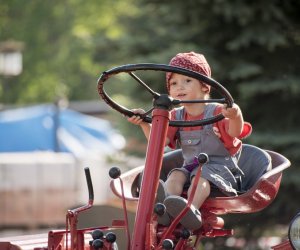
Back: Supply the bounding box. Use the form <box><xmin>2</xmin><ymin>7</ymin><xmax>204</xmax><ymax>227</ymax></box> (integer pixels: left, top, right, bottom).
<box><xmin>127</xmin><ymin>52</ymin><xmax>252</xmax><ymax>230</ymax></box>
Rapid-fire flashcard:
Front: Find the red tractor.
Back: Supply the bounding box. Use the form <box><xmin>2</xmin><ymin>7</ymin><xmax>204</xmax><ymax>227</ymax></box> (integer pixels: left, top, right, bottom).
<box><xmin>0</xmin><ymin>64</ymin><xmax>296</xmax><ymax>250</ymax></box>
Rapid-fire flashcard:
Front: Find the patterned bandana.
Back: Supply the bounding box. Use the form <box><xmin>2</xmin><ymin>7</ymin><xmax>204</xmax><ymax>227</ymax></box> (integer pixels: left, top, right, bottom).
<box><xmin>166</xmin><ymin>52</ymin><xmax>211</xmax><ymax>92</ymax></box>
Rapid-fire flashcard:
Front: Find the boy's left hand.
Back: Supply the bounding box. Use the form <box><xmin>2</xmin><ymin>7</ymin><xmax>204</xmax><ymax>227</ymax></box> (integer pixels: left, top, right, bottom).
<box><xmin>221</xmin><ymin>103</ymin><xmax>241</xmax><ymax>120</ymax></box>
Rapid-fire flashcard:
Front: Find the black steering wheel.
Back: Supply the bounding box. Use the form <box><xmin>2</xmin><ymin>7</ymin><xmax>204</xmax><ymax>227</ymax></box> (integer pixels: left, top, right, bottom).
<box><xmin>97</xmin><ymin>63</ymin><xmax>234</xmax><ymax>127</ymax></box>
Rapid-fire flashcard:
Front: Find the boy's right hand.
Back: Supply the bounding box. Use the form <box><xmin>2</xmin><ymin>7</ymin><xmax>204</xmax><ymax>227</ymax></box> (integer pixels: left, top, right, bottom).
<box><xmin>127</xmin><ymin>109</ymin><xmax>146</xmax><ymax>125</ymax></box>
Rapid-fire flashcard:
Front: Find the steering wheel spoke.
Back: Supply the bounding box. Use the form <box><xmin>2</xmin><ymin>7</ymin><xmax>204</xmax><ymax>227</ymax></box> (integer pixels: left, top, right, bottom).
<box><xmin>128</xmin><ymin>72</ymin><xmax>160</xmax><ymax>99</ymax></box>
<box><xmin>173</xmin><ymin>98</ymin><xmax>227</xmax><ymax>105</ymax></box>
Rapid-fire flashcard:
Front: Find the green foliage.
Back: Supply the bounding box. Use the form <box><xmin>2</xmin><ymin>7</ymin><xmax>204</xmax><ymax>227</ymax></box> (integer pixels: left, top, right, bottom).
<box><xmin>1</xmin><ymin>0</ymin><xmax>300</xmax><ymax>245</ymax></box>
<box><xmin>0</xmin><ymin>0</ymin><xmax>138</xmax><ymax>103</ymax></box>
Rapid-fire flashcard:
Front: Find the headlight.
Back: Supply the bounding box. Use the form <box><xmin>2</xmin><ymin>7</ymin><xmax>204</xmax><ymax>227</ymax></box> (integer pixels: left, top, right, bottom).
<box><xmin>289</xmin><ymin>212</ymin><xmax>300</xmax><ymax>250</ymax></box>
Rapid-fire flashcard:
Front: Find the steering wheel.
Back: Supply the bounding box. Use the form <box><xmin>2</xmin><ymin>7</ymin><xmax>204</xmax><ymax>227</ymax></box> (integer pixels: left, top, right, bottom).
<box><xmin>97</xmin><ymin>63</ymin><xmax>234</xmax><ymax>127</ymax></box>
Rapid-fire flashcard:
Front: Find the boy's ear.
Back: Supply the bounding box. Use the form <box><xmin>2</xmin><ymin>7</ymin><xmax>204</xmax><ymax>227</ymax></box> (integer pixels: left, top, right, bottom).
<box><xmin>201</xmin><ymin>84</ymin><xmax>210</xmax><ymax>94</ymax></box>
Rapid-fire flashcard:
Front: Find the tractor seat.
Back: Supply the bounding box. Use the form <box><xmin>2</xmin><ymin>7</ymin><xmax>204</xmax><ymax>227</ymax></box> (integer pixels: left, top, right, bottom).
<box><xmin>202</xmin><ymin>147</ymin><xmax>290</xmax><ymax>214</ymax></box>
<box><xmin>110</xmin><ymin>165</ymin><xmax>143</xmax><ymax>201</ymax></box>
<box><xmin>110</xmin><ymin>144</ymin><xmax>291</xmax><ymax>214</ymax></box>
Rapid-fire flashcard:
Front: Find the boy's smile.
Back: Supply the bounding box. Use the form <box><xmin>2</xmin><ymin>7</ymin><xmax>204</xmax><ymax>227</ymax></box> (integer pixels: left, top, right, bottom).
<box><xmin>176</xmin><ymin>93</ymin><xmax>187</xmax><ymax>98</ymax></box>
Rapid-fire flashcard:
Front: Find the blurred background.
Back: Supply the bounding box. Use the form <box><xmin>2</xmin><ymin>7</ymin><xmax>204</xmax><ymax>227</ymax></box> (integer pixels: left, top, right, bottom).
<box><xmin>0</xmin><ymin>0</ymin><xmax>299</xmax><ymax>249</ymax></box>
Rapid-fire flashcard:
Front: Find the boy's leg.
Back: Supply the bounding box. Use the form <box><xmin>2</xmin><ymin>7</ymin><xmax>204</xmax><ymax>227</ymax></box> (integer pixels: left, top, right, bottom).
<box><xmin>155</xmin><ymin>179</ymin><xmax>171</xmax><ymax>226</ymax></box>
<box><xmin>188</xmin><ymin>177</ymin><xmax>211</xmax><ymax>208</ymax></box>
<box><xmin>165</xmin><ymin>170</ymin><xmax>187</xmax><ymax>196</ymax></box>
<box><xmin>156</xmin><ymin>170</ymin><xmax>187</xmax><ymax>226</ymax></box>
<box><xmin>163</xmin><ymin>177</ymin><xmax>210</xmax><ymax>230</ymax></box>
<box><xmin>164</xmin><ymin>196</ymin><xmax>202</xmax><ymax>230</ymax></box>
<box><xmin>156</xmin><ymin>179</ymin><xmax>167</xmax><ymax>203</ymax></box>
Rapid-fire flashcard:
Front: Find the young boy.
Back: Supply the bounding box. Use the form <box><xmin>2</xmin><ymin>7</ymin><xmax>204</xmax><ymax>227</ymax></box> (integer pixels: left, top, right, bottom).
<box><xmin>128</xmin><ymin>52</ymin><xmax>251</xmax><ymax>230</ymax></box>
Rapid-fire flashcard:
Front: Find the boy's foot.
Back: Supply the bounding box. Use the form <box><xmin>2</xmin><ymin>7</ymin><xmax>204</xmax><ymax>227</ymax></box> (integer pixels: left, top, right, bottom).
<box><xmin>164</xmin><ymin>195</ymin><xmax>202</xmax><ymax>230</ymax></box>
<box><xmin>155</xmin><ymin>180</ymin><xmax>170</xmax><ymax>226</ymax></box>
<box><xmin>156</xmin><ymin>180</ymin><xmax>167</xmax><ymax>203</ymax></box>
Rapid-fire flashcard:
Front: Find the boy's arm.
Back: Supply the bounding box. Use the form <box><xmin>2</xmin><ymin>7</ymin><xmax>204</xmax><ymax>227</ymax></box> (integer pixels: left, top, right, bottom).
<box><xmin>131</xmin><ymin>119</ymin><xmax>170</xmax><ymax>146</ymax></box>
<box><xmin>127</xmin><ymin>109</ymin><xmax>151</xmax><ymax>139</ymax></box>
<box><xmin>222</xmin><ymin>103</ymin><xmax>244</xmax><ymax>138</ymax></box>
<box><xmin>127</xmin><ymin>109</ymin><xmax>170</xmax><ymax>145</ymax></box>
<box><xmin>140</xmin><ymin>122</ymin><xmax>151</xmax><ymax>140</ymax></box>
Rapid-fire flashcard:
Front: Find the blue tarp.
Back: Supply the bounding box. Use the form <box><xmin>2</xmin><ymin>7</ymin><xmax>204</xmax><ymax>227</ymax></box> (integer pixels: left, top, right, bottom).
<box><xmin>0</xmin><ymin>104</ymin><xmax>125</xmax><ymax>156</ymax></box>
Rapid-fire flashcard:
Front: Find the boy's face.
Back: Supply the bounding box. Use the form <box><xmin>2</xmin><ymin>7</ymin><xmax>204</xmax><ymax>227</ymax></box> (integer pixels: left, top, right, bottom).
<box><xmin>169</xmin><ymin>73</ymin><xmax>209</xmax><ymax>101</ymax></box>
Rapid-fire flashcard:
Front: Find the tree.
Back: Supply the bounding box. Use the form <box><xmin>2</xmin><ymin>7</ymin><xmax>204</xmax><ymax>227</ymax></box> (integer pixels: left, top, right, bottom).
<box><xmin>1</xmin><ymin>0</ymin><xmax>300</xmax><ymax>246</ymax></box>
<box><xmin>0</xmin><ymin>0</ymin><xmax>137</xmax><ymax>104</ymax></box>
<box><xmin>99</xmin><ymin>0</ymin><xmax>300</xmax><ymax>245</ymax></box>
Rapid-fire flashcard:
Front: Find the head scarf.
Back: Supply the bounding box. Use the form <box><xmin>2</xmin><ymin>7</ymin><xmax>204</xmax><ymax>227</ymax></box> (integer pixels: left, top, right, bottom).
<box><xmin>166</xmin><ymin>52</ymin><xmax>211</xmax><ymax>93</ymax></box>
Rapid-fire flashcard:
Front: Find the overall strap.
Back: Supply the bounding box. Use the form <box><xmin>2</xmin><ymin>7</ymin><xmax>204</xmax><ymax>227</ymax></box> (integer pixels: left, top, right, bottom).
<box><xmin>174</xmin><ymin>107</ymin><xmax>184</xmax><ymax>144</ymax></box>
<box><xmin>174</xmin><ymin>104</ymin><xmax>219</xmax><ymax>129</ymax></box>
<box><xmin>203</xmin><ymin>103</ymin><xmax>219</xmax><ymax>130</ymax></box>
<box><xmin>174</xmin><ymin>107</ymin><xmax>185</xmax><ymax>132</ymax></box>
<box><xmin>175</xmin><ymin>107</ymin><xmax>185</xmax><ymax>120</ymax></box>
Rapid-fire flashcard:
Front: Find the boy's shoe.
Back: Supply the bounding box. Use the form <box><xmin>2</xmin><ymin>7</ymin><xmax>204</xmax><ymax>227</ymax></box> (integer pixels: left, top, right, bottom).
<box><xmin>164</xmin><ymin>195</ymin><xmax>202</xmax><ymax>230</ymax></box>
<box><xmin>155</xmin><ymin>180</ymin><xmax>170</xmax><ymax>226</ymax></box>
<box><xmin>156</xmin><ymin>180</ymin><xmax>167</xmax><ymax>203</ymax></box>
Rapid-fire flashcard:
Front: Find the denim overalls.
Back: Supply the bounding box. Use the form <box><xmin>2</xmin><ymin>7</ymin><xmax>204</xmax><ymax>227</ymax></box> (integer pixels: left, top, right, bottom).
<box><xmin>172</xmin><ymin>103</ymin><xmax>244</xmax><ymax>196</ymax></box>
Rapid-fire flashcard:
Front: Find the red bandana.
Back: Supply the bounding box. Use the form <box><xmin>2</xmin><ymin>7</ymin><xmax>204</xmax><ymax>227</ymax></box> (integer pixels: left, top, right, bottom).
<box><xmin>166</xmin><ymin>52</ymin><xmax>211</xmax><ymax>92</ymax></box>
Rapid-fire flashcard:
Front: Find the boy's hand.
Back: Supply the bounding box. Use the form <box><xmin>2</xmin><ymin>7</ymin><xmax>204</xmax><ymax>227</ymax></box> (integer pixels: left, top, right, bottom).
<box><xmin>221</xmin><ymin>103</ymin><xmax>241</xmax><ymax>120</ymax></box>
<box><xmin>127</xmin><ymin>109</ymin><xmax>146</xmax><ymax>125</ymax></box>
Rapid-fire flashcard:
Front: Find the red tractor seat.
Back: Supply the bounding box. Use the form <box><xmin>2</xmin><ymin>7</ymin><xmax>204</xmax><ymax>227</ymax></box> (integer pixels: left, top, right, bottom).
<box><xmin>110</xmin><ymin>144</ymin><xmax>290</xmax><ymax>215</ymax></box>
<box><xmin>202</xmin><ymin>148</ymin><xmax>290</xmax><ymax>214</ymax></box>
